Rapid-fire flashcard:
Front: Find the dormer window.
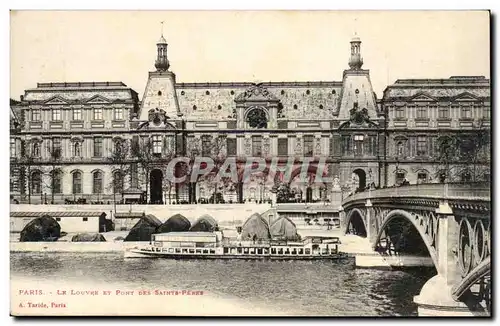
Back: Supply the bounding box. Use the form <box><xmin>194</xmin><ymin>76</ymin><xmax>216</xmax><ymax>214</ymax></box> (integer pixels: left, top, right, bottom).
<box><xmin>217</xmin><ymin>105</ymin><xmax>222</xmax><ymax>110</ymax></box>
<box><xmin>193</xmin><ymin>105</ymin><xmax>197</xmax><ymax>111</ymax></box>
<box><xmin>205</xmin><ymin>91</ymin><xmax>210</xmax><ymax>95</ymax></box>
<box><xmin>158</xmin><ymin>91</ymin><xmax>162</xmax><ymax>96</ymax></box>
<box><xmin>306</xmin><ymin>90</ymin><xmax>310</xmax><ymax>95</ymax></box>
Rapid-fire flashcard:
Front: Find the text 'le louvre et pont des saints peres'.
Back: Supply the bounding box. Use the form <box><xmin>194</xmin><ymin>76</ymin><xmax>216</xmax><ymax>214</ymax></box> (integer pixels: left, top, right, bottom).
<box><xmin>18</xmin><ymin>289</ymin><xmax>204</xmax><ymax>296</ymax></box>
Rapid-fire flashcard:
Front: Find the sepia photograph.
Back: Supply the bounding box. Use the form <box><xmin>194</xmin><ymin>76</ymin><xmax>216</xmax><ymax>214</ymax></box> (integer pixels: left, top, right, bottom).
<box><xmin>9</xmin><ymin>10</ymin><xmax>491</xmax><ymax>317</ymax></box>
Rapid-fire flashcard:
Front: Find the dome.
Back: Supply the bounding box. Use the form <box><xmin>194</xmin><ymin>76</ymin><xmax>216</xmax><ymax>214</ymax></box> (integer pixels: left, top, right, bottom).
<box><xmin>157</xmin><ymin>35</ymin><xmax>167</xmax><ymax>44</ymax></box>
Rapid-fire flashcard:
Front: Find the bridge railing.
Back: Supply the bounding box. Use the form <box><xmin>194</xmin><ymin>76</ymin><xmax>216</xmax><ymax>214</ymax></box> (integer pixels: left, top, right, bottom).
<box><xmin>342</xmin><ymin>182</ymin><xmax>490</xmax><ymax>205</ymax></box>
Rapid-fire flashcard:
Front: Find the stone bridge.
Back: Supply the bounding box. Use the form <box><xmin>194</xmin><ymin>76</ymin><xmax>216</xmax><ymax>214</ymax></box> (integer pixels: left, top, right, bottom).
<box><xmin>340</xmin><ymin>182</ymin><xmax>491</xmax><ymax>317</ymax></box>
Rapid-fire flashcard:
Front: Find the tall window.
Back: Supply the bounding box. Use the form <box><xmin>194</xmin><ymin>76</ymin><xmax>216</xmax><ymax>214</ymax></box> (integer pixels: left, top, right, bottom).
<box><xmin>396</xmin><ymin>141</ymin><xmax>405</xmax><ymax>158</ymax></box>
<box><xmin>113</xmin><ymin>171</ymin><xmax>124</xmax><ymax>194</ymax></box>
<box><xmin>395</xmin><ymin>171</ymin><xmax>406</xmax><ymax>185</ymax></box>
<box><xmin>461</xmin><ymin>106</ymin><xmax>472</xmax><ymax>119</ymax></box>
<box><xmin>72</xmin><ymin>171</ymin><xmax>82</xmax><ymax>194</ymax></box>
<box><xmin>32</xmin><ymin>142</ymin><xmax>40</xmax><ymax>157</ymax></box>
<box><xmin>202</xmin><ymin>136</ymin><xmax>212</xmax><ymax>156</ymax></box>
<box><xmin>31</xmin><ymin>171</ymin><xmax>42</xmax><ymax>194</ymax></box>
<box><xmin>226</xmin><ymin>138</ymin><xmax>237</xmax><ymax>156</ymax></box>
<box><xmin>93</xmin><ymin>137</ymin><xmax>103</xmax><ymax>157</ymax></box>
<box><xmin>114</xmin><ymin>140</ymin><xmax>123</xmax><ymax>154</ymax></box>
<box><xmin>438</xmin><ymin>106</ymin><xmax>450</xmax><ymax>119</ymax></box>
<box><xmin>395</xmin><ymin>107</ymin><xmax>405</xmax><ymax>119</ymax></box>
<box><xmin>342</xmin><ymin>135</ymin><xmax>351</xmax><ymax>154</ymax></box>
<box><xmin>52</xmin><ymin>170</ymin><xmax>62</xmax><ymax>194</ymax></box>
<box><xmin>32</xmin><ymin>109</ymin><xmax>41</xmax><ymax>121</ymax></box>
<box><xmin>10</xmin><ymin>138</ymin><xmax>16</xmax><ymax>158</ymax></box>
<box><xmin>303</xmin><ymin>136</ymin><xmax>314</xmax><ymax>157</ymax></box>
<box><xmin>130</xmin><ymin>164</ymin><xmax>138</xmax><ymax>188</ymax></box>
<box><xmin>417</xmin><ymin>136</ymin><xmax>427</xmax><ymax>156</ymax></box>
<box><xmin>252</xmin><ymin>136</ymin><xmax>262</xmax><ymax>156</ymax></box>
<box><xmin>93</xmin><ymin>108</ymin><xmax>103</xmax><ymax>120</ymax></box>
<box><xmin>52</xmin><ymin>109</ymin><xmax>61</xmax><ymax>121</ymax></box>
<box><xmin>483</xmin><ymin>107</ymin><xmax>490</xmax><ymax>119</ymax></box>
<box><xmin>114</xmin><ymin>108</ymin><xmax>124</xmax><ymax>120</ymax></box>
<box><xmin>152</xmin><ymin>135</ymin><xmax>162</xmax><ymax>155</ymax></box>
<box><xmin>354</xmin><ymin>135</ymin><xmax>364</xmax><ymax>156</ymax></box>
<box><xmin>278</xmin><ymin>138</ymin><xmax>288</xmax><ymax>156</ymax></box>
<box><xmin>416</xmin><ymin>107</ymin><xmax>428</xmax><ymax>119</ymax></box>
<box><xmin>52</xmin><ymin>138</ymin><xmax>62</xmax><ymax>158</ymax></box>
<box><xmin>74</xmin><ymin>142</ymin><xmax>82</xmax><ymax>157</ymax></box>
<box><xmin>73</xmin><ymin>108</ymin><xmax>82</xmax><ymax>121</ymax></box>
<box><xmin>93</xmin><ymin>171</ymin><xmax>103</xmax><ymax>194</ymax></box>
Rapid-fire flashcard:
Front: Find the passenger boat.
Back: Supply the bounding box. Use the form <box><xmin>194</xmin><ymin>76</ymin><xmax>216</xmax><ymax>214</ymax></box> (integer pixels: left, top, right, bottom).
<box><xmin>124</xmin><ymin>231</ymin><xmax>349</xmax><ymax>260</ymax></box>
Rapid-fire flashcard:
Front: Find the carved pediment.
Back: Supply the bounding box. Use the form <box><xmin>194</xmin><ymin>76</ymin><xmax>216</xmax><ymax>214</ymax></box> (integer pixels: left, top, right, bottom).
<box><xmin>339</xmin><ymin>104</ymin><xmax>378</xmax><ymax>129</ymax></box>
<box><xmin>85</xmin><ymin>95</ymin><xmax>112</xmax><ymax>104</ymax></box>
<box><xmin>235</xmin><ymin>83</ymin><xmax>279</xmax><ymax>103</ymax></box>
<box><xmin>44</xmin><ymin>96</ymin><xmax>70</xmax><ymax>105</ymax></box>
<box><xmin>453</xmin><ymin>92</ymin><xmax>481</xmax><ymax>102</ymax></box>
<box><xmin>137</xmin><ymin>108</ymin><xmax>176</xmax><ymax>130</ymax></box>
<box><xmin>410</xmin><ymin>92</ymin><xmax>437</xmax><ymax>102</ymax></box>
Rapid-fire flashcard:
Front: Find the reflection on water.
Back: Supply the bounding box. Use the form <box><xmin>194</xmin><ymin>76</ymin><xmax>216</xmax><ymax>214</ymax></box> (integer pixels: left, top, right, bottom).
<box><xmin>10</xmin><ymin>252</ymin><xmax>436</xmax><ymax>316</ymax></box>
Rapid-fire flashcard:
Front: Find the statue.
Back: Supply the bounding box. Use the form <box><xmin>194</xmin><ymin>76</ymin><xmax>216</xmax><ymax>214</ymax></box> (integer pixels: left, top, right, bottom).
<box><xmin>333</xmin><ymin>176</ymin><xmax>340</xmax><ymax>189</ymax></box>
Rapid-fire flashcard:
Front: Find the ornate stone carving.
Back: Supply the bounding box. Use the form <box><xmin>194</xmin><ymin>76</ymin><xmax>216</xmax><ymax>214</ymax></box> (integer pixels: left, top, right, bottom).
<box><xmin>295</xmin><ymin>138</ymin><xmax>302</xmax><ymax>155</ymax></box>
<box><xmin>349</xmin><ymin>104</ymin><xmax>370</xmax><ymax>125</ymax></box>
<box><xmin>263</xmin><ymin>137</ymin><xmax>270</xmax><ymax>156</ymax></box>
<box><xmin>235</xmin><ymin>83</ymin><xmax>279</xmax><ymax>103</ymax></box>
<box><xmin>244</xmin><ymin>138</ymin><xmax>252</xmax><ymax>156</ymax></box>
<box><xmin>246</xmin><ymin>108</ymin><xmax>268</xmax><ymax>129</ymax></box>
<box><xmin>314</xmin><ymin>138</ymin><xmax>322</xmax><ymax>156</ymax></box>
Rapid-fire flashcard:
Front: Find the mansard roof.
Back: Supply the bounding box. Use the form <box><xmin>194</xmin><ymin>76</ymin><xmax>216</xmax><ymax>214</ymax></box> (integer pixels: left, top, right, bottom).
<box><xmin>383</xmin><ymin>76</ymin><xmax>490</xmax><ymax>101</ymax></box>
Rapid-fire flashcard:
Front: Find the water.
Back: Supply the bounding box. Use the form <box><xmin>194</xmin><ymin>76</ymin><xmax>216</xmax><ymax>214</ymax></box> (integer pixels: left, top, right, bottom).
<box><xmin>10</xmin><ymin>252</ymin><xmax>435</xmax><ymax>316</ymax></box>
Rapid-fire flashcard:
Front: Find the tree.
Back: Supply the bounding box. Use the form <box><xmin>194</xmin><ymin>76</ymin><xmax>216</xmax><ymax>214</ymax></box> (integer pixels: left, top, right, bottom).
<box><xmin>43</xmin><ymin>144</ymin><xmax>62</xmax><ymax>204</ymax></box>
<box><xmin>107</xmin><ymin>140</ymin><xmax>130</xmax><ymax>204</ymax></box>
<box><xmin>130</xmin><ymin>137</ymin><xmax>156</xmax><ymax>203</ymax></box>
<box><xmin>198</xmin><ymin>135</ymin><xmax>228</xmax><ymax>203</ymax></box>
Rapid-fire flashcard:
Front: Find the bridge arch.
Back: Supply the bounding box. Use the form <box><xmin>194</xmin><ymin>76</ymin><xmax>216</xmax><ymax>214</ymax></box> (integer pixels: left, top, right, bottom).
<box><xmin>344</xmin><ymin>208</ymin><xmax>367</xmax><ymax>237</ymax></box>
<box><xmin>373</xmin><ymin>209</ymin><xmax>439</xmax><ymax>269</ymax></box>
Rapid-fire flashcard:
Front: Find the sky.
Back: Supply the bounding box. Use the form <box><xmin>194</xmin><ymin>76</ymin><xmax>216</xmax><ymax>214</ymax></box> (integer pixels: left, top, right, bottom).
<box><xmin>10</xmin><ymin>10</ymin><xmax>490</xmax><ymax>100</ymax></box>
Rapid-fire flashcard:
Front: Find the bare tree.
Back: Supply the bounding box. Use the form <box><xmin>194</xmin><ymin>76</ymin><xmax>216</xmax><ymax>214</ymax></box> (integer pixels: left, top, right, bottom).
<box><xmin>130</xmin><ymin>137</ymin><xmax>156</xmax><ymax>203</ymax></box>
<box><xmin>198</xmin><ymin>135</ymin><xmax>228</xmax><ymax>203</ymax></box>
<box><xmin>42</xmin><ymin>144</ymin><xmax>62</xmax><ymax>204</ymax></box>
<box><xmin>107</xmin><ymin>140</ymin><xmax>130</xmax><ymax>204</ymax></box>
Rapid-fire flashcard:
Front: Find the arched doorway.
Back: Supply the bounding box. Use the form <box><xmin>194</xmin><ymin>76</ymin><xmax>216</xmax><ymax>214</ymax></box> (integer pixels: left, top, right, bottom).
<box><xmin>150</xmin><ymin>169</ymin><xmax>163</xmax><ymax>204</ymax></box>
<box><xmin>352</xmin><ymin>168</ymin><xmax>366</xmax><ymax>192</ymax></box>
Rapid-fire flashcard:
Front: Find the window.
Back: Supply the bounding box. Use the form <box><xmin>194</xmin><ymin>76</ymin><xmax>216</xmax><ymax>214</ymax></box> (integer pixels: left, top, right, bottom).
<box><xmin>114</xmin><ymin>141</ymin><xmax>123</xmax><ymax>154</ymax></box>
<box><xmin>93</xmin><ymin>108</ymin><xmax>103</xmax><ymax>120</ymax></box>
<box><xmin>31</xmin><ymin>171</ymin><xmax>42</xmax><ymax>194</ymax></box>
<box><xmin>395</xmin><ymin>107</ymin><xmax>405</xmax><ymax>119</ymax></box>
<box><xmin>461</xmin><ymin>171</ymin><xmax>472</xmax><ymax>182</ymax></box>
<box><xmin>157</xmin><ymin>91</ymin><xmax>162</xmax><ymax>96</ymax></box>
<box><xmin>93</xmin><ymin>137</ymin><xmax>103</xmax><ymax>157</ymax></box>
<box><xmin>52</xmin><ymin>138</ymin><xmax>62</xmax><ymax>158</ymax></box>
<box><xmin>342</xmin><ymin>135</ymin><xmax>351</xmax><ymax>154</ymax></box>
<box><xmin>396</xmin><ymin>141</ymin><xmax>405</xmax><ymax>158</ymax></box>
<box><xmin>113</xmin><ymin>171</ymin><xmax>124</xmax><ymax>194</ymax></box>
<box><xmin>73</xmin><ymin>142</ymin><xmax>82</xmax><ymax>157</ymax></box>
<box><xmin>483</xmin><ymin>107</ymin><xmax>490</xmax><ymax>119</ymax></box>
<box><xmin>417</xmin><ymin>172</ymin><xmax>428</xmax><ymax>184</ymax></box>
<box><xmin>417</xmin><ymin>136</ymin><xmax>427</xmax><ymax>156</ymax></box>
<box><xmin>83</xmin><ymin>217</ymin><xmax>88</xmax><ymax>222</ymax></box>
<box><xmin>416</xmin><ymin>107</ymin><xmax>427</xmax><ymax>119</ymax></box>
<box><xmin>114</xmin><ymin>108</ymin><xmax>124</xmax><ymax>120</ymax></box>
<box><xmin>10</xmin><ymin>138</ymin><xmax>15</xmax><ymax>157</ymax></box>
<box><xmin>32</xmin><ymin>143</ymin><xmax>40</xmax><ymax>157</ymax></box>
<box><xmin>354</xmin><ymin>135</ymin><xmax>364</xmax><ymax>156</ymax></box>
<box><xmin>226</xmin><ymin>138</ymin><xmax>237</xmax><ymax>156</ymax></box>
<box><xmin>278</xmin><ymin>138</ymin><xmax>288</xmax><ymax>156</ymax></box>
<box><xmin>304</xmin><ymin>136</ymin><xmax>314</xmax><ymax>156</ymax></box>
<box><xmin>252</xmin><ymin>136</ymin><xmax>262</xmax><ymax>156</ymax></box>
<box><xmin>32</xmin><ymin>110</ymin><xmax>41</xmax><ymax>121</ymax></box>
<box><xmin>201</xmin><ymin>136</ymin><xmax>212</xmax><ymax>156</ymax></box>
<box><xmin>130</xmin><ymin>164</ymin><xmax>138</xmax><ymax>188</ymax></box>
<box><xmin>52</xmin><ymin>109</ymin><xmax>61</xmax><ymax>121</ymax></box>
<box><xmin>72</xmin><ymin>172</ymin><xmax>82</xmax><ymax>194</ymax></box>
<box><xmin>152</xmin><ymin>135</ymin><xmax>162</xmax><ymax>155</ymax></box>
<box><xmin>73</xmin><ymin>109</ymin><xmax>82</xmax><ymax>121</ymax></box>
<box><xmin>438</xmin><ymin>106</ymin><xmax>449</xmax><ymax>119</ymax></box>
<box><xmin>461</xmin><ymin>106</ymin><xmax>472</xmax><ymax>119</ymax></box>
<box><xmin>93</xmin><ymin>171</ymin><xmax>103</xmax><ymax>194</ymax></box>
<box><xmin>395</xmin><ymin>171</ymin><xmax>406</xmax><ymax>185</ymax></box>
<box><xmin>52</xmin><ymin>170</ymin><xmax>62</xmax><ymax>194</ymax></box>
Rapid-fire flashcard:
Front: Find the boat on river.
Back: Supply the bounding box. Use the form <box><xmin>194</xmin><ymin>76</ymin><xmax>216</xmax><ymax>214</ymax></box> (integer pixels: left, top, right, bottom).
<box><xmin>124</xmin><ymin>231</ymin><xmax>348</xmax><ymax>260</ymax></box>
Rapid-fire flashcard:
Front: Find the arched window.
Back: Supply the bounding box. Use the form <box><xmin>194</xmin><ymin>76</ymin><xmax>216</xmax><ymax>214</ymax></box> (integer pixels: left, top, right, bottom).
<box><xmin>32</xmin><ymin>143</ymin><xmax>40</xmax><ymax>157</ymax></box>
<box><xmin>246</xmin><ymin>108</ymin><xmax>268</xmax><ymax>129</ymax></box>
<box><xmin>93</xmin><ymin>171</ymin><xmax>103</xmax><ymax>194</ymax></box>
<box><xmin>113</xmin><ymin>171</ymin><xmax>124</xmax><ymax>194</ymax></box>
<box><xmin>417</xmin><ymin>171</ymin><xmax>428</xmax><ymax>184</ymax></box>
<box><xmin>72</xmin><ymin>171</ymin><xmax>82</xmax><ymax>194</ymax></box>
<box><xmin>74</xmin><ymin>142</ymin><xmax>82</xmax><ymax>157</ymax></box>
<box><xmin>52</xmin><ymin>170</ymin><xmax>63</xmax><ymax>194</ymax></box>
<box><xmin>397</xmin><ymin>141</ymin><xmax>404</xmax><ymax>157</ymax></box>
<box><xmin>31</xmin><ymin>171</ymin><xmax>42</xmax><ymax>194</ymax></box>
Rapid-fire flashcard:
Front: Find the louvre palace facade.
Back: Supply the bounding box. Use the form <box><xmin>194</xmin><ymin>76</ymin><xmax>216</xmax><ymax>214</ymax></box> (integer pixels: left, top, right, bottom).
<box><xmin>9</xmin><ymin>34</ymin><xmax>491</xmax><ymax>205</ymax></box>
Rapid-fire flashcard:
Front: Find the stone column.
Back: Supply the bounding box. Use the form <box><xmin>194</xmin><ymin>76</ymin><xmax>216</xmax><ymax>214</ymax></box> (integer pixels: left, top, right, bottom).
<box><xmin>365</xmin><ymin>199</ymin><xmax>374</xmax><ymax>243</ymax></box>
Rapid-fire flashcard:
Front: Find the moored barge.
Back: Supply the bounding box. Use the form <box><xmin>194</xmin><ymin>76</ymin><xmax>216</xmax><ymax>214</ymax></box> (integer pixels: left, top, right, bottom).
<box><xmin>124</xmin><ymin>231</ymin><xmax>348</xmax><ymax>260</ymax></box>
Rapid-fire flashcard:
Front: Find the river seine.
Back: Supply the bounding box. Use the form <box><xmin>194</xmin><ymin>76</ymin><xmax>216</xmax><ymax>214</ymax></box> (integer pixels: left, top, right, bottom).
<box><xmin>10</xmin><ymin>252</ymin><xmax>435</xmax><ymax>316</ymax></box>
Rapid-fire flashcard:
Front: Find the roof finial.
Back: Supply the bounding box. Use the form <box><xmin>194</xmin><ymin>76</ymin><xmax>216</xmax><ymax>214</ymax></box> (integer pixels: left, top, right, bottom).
<box><xmin>160</xmin><ymin>21</ymin><xmax>164</xmax><ymax>37</ymax></box>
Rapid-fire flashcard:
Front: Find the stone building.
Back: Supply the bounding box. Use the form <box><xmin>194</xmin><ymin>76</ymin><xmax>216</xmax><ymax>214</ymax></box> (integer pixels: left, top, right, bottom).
<box><xmin>9</xmin><ymin>34</ymin><xmax>491</xmax><ymax>205</ymax></box>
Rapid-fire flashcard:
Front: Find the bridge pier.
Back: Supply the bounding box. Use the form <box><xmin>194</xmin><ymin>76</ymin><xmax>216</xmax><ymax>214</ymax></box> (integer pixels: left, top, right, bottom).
<box><xmin>413</xmin><ymin>200</ymin><xmax>487</xmax><ymax>316</ymax></box>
